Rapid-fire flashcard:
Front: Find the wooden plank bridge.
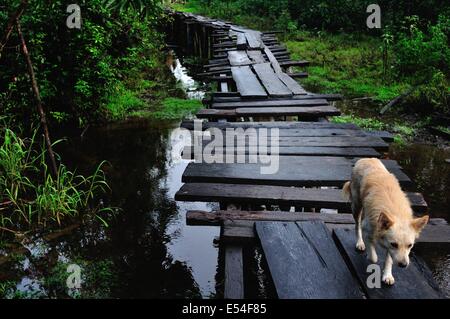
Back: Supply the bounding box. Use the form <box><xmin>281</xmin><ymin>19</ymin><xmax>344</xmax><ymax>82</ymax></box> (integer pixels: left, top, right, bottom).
<box><xmin>167</xmin><ymin>11</ymin><xmax>449</xmax><ymax>299</ymax></box>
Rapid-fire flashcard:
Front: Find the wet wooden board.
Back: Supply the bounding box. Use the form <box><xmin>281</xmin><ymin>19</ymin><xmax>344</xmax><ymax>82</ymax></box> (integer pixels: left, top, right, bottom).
<box><xmin>247</xmin><ymin>50</ymin><xmax>266</xmax><ymax>64</ymax></box>
<box><xmin>286</xmin><ymin>72</ymin><xmax>308</xmax><ymax>78</ymax></box>
<box><xmin>245</xmin><ymin>31</ymin><xmax>262</xmax><ymax>49</ymax></box>
<box><xmin>253</xmin><ymin>63</ymin><xmax>292</xmax><ymax>97</ymax></box>
<box><xmin>182</xmin><ymin>145</ymin><xmax>381</xmax><ymax>158</ymax></box>
<box><xmin>189</xmin><ymin>135</ymin><xmax>387</xmax><ymax>148</ymax></box>
<box><xmin>228</xmin><ymin>50</ymin><xmax>252</xmax><ymax>66</ymax></box>
<box><xmin>188</xmin><ymin>127</ymin><xmax>373</xmax><ymax>137</ymax></box>
<box><xmin>193</xmin><ymin>211</ymin><xmax>450</xmax><ymax>245</ymax></box>
<box><xmin>333</xmin><ymin>228</ymin><xmax>444</xmax><ymax>299</ymax></box>
<box><xmin>211</xmin><ymin>98</ymin><xmax>328</xmax><ymax>109</ymax></box>
<box><xmin>180</xmin><ymin>120</ymin><xmax>360</xmax><ymax>130</ymax></box>
<box><xmin>231</xmin><ymin>66</ymin><xmax>267</xmax><ymax>98</ymax></box>
<box><xmin>176</xmin><ymin>183</ymin><xmax>427</xmax><ymax>214</ymax></box>
<box><xmin>210</xmin><ymin>94</ymin><xmax>343</xmax><ymax>103</ymax></box>
<box><xmin>277</xmin><ymin>72</ymin><xmax>307</xmax><ymax>95</ymax></box>
<box><xmin>235</xmin><ymin>105</ymin><xmax>340</xmax><ymax>118</ymax></box>
<box><xmin>182</xmin><ymin>157</ymin><xmax>412</xmax><ymax>187</ymax></box>
<box><xmin>224</xmin><ymin>246</ymin><xmax>244</xmax><ymax>299</ymax></box>
<box><xmin>236</xmin><ymin>33</ymin><xmax>247</xmax><ymax>50</ymax></box>
<box><xmin>256</xmin><ymin>221</ymin><xmax>363</xmax><ymax>299</ymax></box>
<box><xmin>196</xmin><ymin>105</ymin><xmax>341</xmax><ymax>119</ymax></box>
<box><xmin>263</xmin><ymin>47</ymin><xmax>283</xmax><ymax>73</ymax></box>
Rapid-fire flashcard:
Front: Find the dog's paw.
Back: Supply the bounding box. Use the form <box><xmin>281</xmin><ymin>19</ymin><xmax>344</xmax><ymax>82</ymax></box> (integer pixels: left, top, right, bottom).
<box><xmin>355</xmin><ymin>240</ymin><xmax>366</xmax><ymax>252</ymax></box>
<box><xmin>382</xmin><ymin>274</ymin><xmax>395</xmax><ymax>285</ymax></box>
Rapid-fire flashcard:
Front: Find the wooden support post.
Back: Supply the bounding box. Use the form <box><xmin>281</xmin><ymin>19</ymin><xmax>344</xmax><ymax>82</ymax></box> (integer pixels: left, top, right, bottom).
<box><xmin>224</xmin><ymin>245</ymin><xmax>244</xmax><ymax>299</ymax></box>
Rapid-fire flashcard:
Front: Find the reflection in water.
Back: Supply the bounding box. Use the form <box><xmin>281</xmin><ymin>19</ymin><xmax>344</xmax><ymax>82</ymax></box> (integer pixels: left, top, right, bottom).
<box><xmin>0</xmin><ymin>121</ymin><xmax>219</xmax><ymax>298</ymax></box>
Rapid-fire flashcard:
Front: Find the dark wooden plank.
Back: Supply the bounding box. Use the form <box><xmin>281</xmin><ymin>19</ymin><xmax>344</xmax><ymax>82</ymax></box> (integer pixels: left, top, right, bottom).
<box><xmin>231</xmin><ymin>66</ymin><xmax>267</xmax><ymax>98</ymax></box>
<box><xmin>235</xmin><ymin>105</ymin><xmax>341</xmax><ymax>118</ymax></box>
<box><xmin>196</xmin><ymin>106</ymin><xmax>341</xmax><ymax>119</ymax></box>
<box><xmin>182</xmin><ymin>145</ymin><xmax>381</xmax><ymax>158</ymax></box>
<box><xmin>224</xmin><ymin>245</ymin><xmax>244</xmax><ymax>299</ymax></box>
<box><xmin>256</xmin><ymin>221</ymin><xmax>363</xmax><ymax>299</ymax></box>
<box><xmin>247</xmin><ymin>50</ymin><xmax>266</xmax><ymax>64</ymax></box>
<box><xmin>286</xmin><ymin>72</ymin><xmax>308</xmax><ymax>78</ymax></box>
<box><xmin>211</xmin><ymin>99</ymin><xmax>328</xmax><ymax>109</ymax></box>
<box><xmin>180</xmin><ymin>120</ymin><xmax>360</xmax><ymax>130</ymax></box>
<box><xmin>253</xmin><ymin>63</ymin><xmax>292</xmax><ymax>97</ymax></box>
<box><xmin>210</xmin><ymin>94</ymin><xmax>343</xmax><ymax>103</ymax></box>
<box><xmin>189</xmin><ymin>127</ymin><xmax>373</xmax><ymax>137</ymax></box>
<box><xmin>176</xmin><ymin>183</ymin><xmax>427</xmax><ymax>214</ymax></box>
<box><xmin>192</xmin><ymin>211</ymin><xmax>450</xmax><ymax>245</ymax></box>
<box><xmin>333</xmin><ymin>228</ymin><xmax>443</xmax><ymax>299</ymax></box>
<box><xmin>279</xmin><ymin>60</ymin><xmax>310</xmax><ymax>68</ymax></box>
<box><xmin>182</xmin><ymin>156</ymin><xmax>412</xmax><ymax>187</ymax></box>
<box><xmin>228</xmin><ymin>50</ymin><xmax>252</xmax><ymax>66</ymax></box>
<box><xmin>277</xmin><ymin>72</ymin><xmax>307</xmax><ymax>95</ymax></box>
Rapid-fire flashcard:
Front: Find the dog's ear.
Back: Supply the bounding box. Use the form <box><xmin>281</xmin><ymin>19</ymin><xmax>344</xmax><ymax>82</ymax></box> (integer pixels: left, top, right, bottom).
<box><xmin>411</xmin><ymin>215</ymin><xmax>429</xmax><ymax>233</ymax></box>
<box><xmin>378</xmin><ymin>212</ymin><xmax>394</xmax><ymax>230</ymax></box>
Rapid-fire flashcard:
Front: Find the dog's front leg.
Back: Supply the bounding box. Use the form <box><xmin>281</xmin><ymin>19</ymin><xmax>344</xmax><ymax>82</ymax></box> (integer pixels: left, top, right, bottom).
<box><xmin>367</xmin><ymin>241</ymin><xmax>378</xmax><ymax>263</ymax></box>
<box><xmin>382</xmin><ymin>252</ymin><xmax>395</xmax><ymax>285</ymax></box>
<box><xmin>355</xmin><ymin>212</ymin><xmax>365</xmax><ymax>251</ymax></box>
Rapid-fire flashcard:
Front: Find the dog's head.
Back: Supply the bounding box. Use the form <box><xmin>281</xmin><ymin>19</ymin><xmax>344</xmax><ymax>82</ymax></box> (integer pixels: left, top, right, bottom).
<box><xmin>378</xmin><ymin>212</ymin><xmax>429</xmax><ymax>268</ymax></box>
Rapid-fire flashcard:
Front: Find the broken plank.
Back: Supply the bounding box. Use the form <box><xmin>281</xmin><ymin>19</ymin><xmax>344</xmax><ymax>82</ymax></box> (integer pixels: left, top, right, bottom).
<box><xmin>333</xmin><ymin>228</ymin><xmax>444</xmax><ymax>299</ymax></box>
<box><xmin>231</xmin><ymin>66</ymin><xmax>267</xmax><ymax>98</ymax></box>
<box><xmin>236</xmin><ymin>33</ymin><xmax>247</xmax><ymax>50</ymax></box>
<box><xmin>256</xmin><ymin>221</ymin><xmax>363</xmax><ymax>299</ymax></box>
<box><xmin>245</xmin><ymin>31</ymin><xmax>263</xmax><ymax>49</ymax></box>
<box><xmin>253</xmin><ymin>63</ymin><xmax>293</xmax><ymax>97</ymax></box>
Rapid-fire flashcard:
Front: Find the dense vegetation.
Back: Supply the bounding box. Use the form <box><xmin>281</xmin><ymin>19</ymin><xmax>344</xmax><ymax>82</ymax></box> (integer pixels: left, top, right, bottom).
<box><xmin>178</xmin><ymin>0</ymin><xmax>449</xmax><ymax>114</ymax></box>
<box><xmin>0</xmin><ymin>0</ymin><xmax>190</xmax><ymax>236</ymax></box>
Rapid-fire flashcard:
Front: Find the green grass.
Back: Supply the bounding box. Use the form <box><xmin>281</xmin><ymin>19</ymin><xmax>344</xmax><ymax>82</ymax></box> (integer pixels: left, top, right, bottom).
<box><xmin>130</xmin><ymin>97</ymin><xmax>203</xmax><ymax>121</ymax></box>
<box><xmin>285</xmin><ymin>31</ymin><xmax>410</xmax><ymax>103</ymax></box>
<box><xmin>105</xmin><ymin>82</ymin><xmax>146</xmax><ymax>120</ymax></box>
<box><xmin>331</xmin><ymin>114</ymin><xmax>417</xmax><ymax>145</ymax></box>
<box><xmin>0</xmin><ymin>128</ymin><xmax>111</xmax><ymax>233</ymax></box>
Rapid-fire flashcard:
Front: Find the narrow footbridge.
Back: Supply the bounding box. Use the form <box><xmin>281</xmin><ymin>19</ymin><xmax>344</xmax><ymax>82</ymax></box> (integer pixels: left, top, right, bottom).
<box><xmin>167</xmin><ymin>11</ymin><xmax>449</xmax><ymax>299</ymax></box>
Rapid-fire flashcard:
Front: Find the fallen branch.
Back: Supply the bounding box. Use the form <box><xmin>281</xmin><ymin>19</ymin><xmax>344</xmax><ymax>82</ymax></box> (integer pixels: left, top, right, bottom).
<box><xmin>379</xmin><ymin>86</ymin><xmax>417</xmax><ymax>115</ymax></box>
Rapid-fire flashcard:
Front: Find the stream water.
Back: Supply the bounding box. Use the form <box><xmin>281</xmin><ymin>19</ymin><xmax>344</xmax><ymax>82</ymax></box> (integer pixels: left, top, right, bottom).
<box><xmin>0</xmin><ymin>59</ymin><xmax>448</xmax><ymax>299</ymax></box>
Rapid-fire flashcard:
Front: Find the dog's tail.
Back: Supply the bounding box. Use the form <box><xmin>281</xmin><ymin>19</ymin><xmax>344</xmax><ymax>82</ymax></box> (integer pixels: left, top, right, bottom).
<box><xmin>342</xmin><ymin>181</ymin><xmax>351</xmax><ymax>200</ymax></box>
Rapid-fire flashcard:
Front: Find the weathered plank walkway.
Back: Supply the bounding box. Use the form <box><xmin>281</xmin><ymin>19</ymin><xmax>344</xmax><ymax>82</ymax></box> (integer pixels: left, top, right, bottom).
<box><xmin>168</xmin><ymin>11</ymin><xmax>448</xmax><ymax>299</ymax></box>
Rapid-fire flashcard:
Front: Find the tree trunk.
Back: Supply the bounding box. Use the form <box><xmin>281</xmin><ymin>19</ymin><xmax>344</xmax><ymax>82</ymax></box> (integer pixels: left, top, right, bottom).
<box><xmin>16</xmin><ymin>19</ymin><xmax>59</xmax><ymax>178</ymax></box>
<box><xmin>0</xmin><ymin>0</ymin><xmax>28</xmax><ymax>56</ymax></box>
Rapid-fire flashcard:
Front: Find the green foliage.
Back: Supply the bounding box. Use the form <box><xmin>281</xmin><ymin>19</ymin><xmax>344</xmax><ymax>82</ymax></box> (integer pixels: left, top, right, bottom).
<box><xmin>0</xmin><ymin>0</ymin><xmax>166</xmax><ymax>125</ymax></box>
<box><xmin>0</xmin><ymin>127</ymin><xmax>111</xmax><ymax>233</ymax></box>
